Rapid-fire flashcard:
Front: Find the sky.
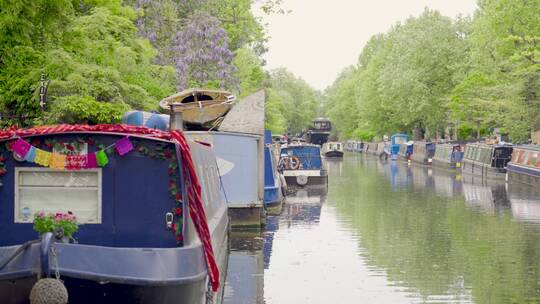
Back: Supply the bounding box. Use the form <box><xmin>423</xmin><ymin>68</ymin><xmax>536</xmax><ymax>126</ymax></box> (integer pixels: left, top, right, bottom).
<box><xmin>254</xmin><ymin>0</ymin><xmax>478</xmax><ymax>91</ymax></box>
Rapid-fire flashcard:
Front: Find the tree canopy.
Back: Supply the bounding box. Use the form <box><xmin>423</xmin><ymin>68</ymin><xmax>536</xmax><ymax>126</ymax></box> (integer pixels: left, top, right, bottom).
<box><xmin>324</xmin><ymin>1</ymin><xmax>540</xmax><ymax>143</ymax></box>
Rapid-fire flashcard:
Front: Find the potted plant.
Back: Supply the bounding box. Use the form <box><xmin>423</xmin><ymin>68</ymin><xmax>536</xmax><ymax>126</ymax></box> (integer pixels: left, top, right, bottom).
<box><xmin>33</xmin><ymin>211</ymin><xmax>79</xmax><ymax>243</ymax></box>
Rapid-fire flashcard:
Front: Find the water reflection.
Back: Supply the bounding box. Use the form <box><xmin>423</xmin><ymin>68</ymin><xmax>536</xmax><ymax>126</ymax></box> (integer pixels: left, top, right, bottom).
<box><xmin>223</xmin><ymin>231</ymin><xmax>264</xmax><ymax>304</ymax></box>
<box><xmin>508</xmin><ymin>182</ymin><xmax>540</xmax><ymax>225</ymax></box>
<box><xmin>224</xmin><ymin>154</ymin><xmax>540</xmax><ymax>304</ymax></box>
<box><xmin>461</xmin><ymin>175</ymin><xmax>510</xmax><ymax>214</ymax></box>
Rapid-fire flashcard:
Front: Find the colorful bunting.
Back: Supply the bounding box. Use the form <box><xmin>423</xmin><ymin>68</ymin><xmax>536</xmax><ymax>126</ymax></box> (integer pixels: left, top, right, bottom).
<box><xmin>85</xmin><ymin>153</ymin><xmax>98</xmax><ymax>169</ymax></box>
<box><xmin>35</xmin><ymin>149</ymin><xmax>52</xmax><ymax>167</ymax></box>
<box><xmin>115</xmin><ymin>137</ymin><xmax>133</xmax><ymax>156</ymax></box>
<box><xmin>96</xmin><ymin>150</ymin><xmax>108</xmax><ymax>167</ymax></box>
<box><xmin>24</xmin><ymin>146</ymin><xmax>36</xmax><ymax>162</ymax></box>
<box><xmin>12</xmin><ymin>139</ymin><xmax>31</xmax><ymax>159</ymax></box>
<box><xmin>50</xmin><ymin>153</ymin><xmax>66</xmax><ymax>170</ymax></box>
<box><xmin>66</xmin><ymin>155</ymin><xmax>87</xmax><ymax>170</ymax></box>
<box><xmin>9</xmin><ymin>136</ymin><xmax>136</xmax><ymax>171</ymax></box>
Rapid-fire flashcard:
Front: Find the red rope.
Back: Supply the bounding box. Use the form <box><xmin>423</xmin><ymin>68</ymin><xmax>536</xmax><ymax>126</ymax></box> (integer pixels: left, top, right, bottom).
<box><xmin>0</xmin><ymin>124</ymin><xmax>220</xmax><ymax>291</ymax></box>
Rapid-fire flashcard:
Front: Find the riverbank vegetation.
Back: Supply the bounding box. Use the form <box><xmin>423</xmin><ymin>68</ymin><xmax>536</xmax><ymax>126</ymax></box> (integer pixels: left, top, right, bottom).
<box><xmin>0</xmin><ymin>0</ymin><xmax>320</xmax><ymax>133</ymax></box>
<box><xmin>324</xmin><ymin>0</ymin><xmax>540</xmax><ymax>143</ymax></box>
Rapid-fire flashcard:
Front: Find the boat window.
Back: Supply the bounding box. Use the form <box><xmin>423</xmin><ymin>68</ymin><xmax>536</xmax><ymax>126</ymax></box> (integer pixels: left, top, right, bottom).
<box><xmin>528</xmin><ymin>152</ymin><xmax>538</xmax><ymax>167</ymax></box>
<box><xmin>14</xmin><ymin>168</ymin><xmax>101</xmax><ymax>223</ymax></box>
<box><xmin>518</xmin><ymin>150</ymin><xmax>527</xmax><ymax>164</ymax></box>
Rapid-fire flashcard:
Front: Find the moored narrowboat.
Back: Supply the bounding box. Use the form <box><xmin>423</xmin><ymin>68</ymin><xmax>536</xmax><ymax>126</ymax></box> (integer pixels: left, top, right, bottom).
<box><xmin>354</xmin><ymin>141</ymin><xmax>364</xmax><ymax>153</ymax></box>
<box><xmin>263</xmin><ymin>131</ymin><xmax>285</xmax><ymax>215</ymax></box>
<box><xmin>306</xmin><ymin>118</ymin><xmax>332</xmax><ymax>146</ymax></box>
<box><xmin>390</xmin><ymin>134</ymin><xmax>408</xmax><ymax>160</ymax></box>
<box><xmin>345</xmin><ymin>140</ymin><xmax>355</xmax><ymax>152</ymax></box>
<box><xmin>279</xmin><ymin>144</ymin><xmax>328</xmax><ymax>189</ymax></box>
<box><xmin>398</xmin><ymin>142</ymin><xmax>414</xmax><ymax>161</ymax></box>
<box><xmin>321</xmin><ymin>142</ymin><xmax>344</xmax><ymax>158</ymax></box>
<box><xmin>0</xmin><ymin>125</ymin><xmax>228</xmax><ymax>304</ymax></box>
<box><xmin>432</xmin><ymin>143</ymin><xmax>464</xmax><ymax>169</ymax></box>
<box><xmin>185</xmin><ymin>131</ymin><xmax>264</xmax><ymax>228</ymax></box>
<box><xmin>462</xmin><ymin>143</ymin><xmax>513</xmax><ymax>179</ymax></box>
<box><xmin>411</xmin><ymin>141</ymin><xmax>436</xmax><ymax>165</ymax></box>
<box><xmin>506</xmin><ymin>145</ymin><xmax>540</xmax><ymax>187</ymax></box>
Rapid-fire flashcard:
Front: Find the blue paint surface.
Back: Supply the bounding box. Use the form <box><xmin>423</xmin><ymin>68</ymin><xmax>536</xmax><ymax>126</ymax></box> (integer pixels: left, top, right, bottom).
<box><xmin>0</xmin><ymin>134</ymin><xmax>179</xmax><ymax>248</ymax></box>
<box><xmin>391</xmin><ymin>134</ymin><xmax>408</xmax><ymax>156</ymax></box>
<box><xmin>280</xmin><ymin>146</ymin><xmax>322</xmax><ymax>170</ymax></box>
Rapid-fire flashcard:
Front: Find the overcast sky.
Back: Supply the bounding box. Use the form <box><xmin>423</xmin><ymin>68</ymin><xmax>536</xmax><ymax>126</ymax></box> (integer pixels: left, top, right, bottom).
<box><xmin>254</xmin><ymin>0</ymin><xmax>478</xmax><ymax>91</ymax></box>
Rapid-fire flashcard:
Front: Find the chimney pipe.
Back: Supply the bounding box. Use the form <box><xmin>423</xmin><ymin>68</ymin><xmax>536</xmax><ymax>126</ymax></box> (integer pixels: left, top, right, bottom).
<box><xmin>169</xmin><ymin>104</ymin><xmax>184</xmax><ymax>131</ymax></box>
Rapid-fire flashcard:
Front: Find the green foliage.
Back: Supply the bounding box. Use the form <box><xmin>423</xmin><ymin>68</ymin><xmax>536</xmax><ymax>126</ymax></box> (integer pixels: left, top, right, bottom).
<box><xmin>267</xmin><ymin>68</ymin><xmax>321</xmax><ymax>134</ymax></box>
<box><xmin>45</xmin><ymin>96</ymin><xmax>128</xmax><ymax>124</ymax></box>
<box><xmin>33</xmin><ymin>211</ymin><xmax>79</xmax><ymax>238</ymax></box>
<box><xmin>264</xmin><ymin>88</ymin><xmax>286</xmax><ymax>134</ymax></box>
<box><xmin>233</xmin><ymin>47</ymin><xmax>266</xmax><ymax>98</ymax></box>
<box><xmin>325</xmin><ymin>2</ymin><xmax>540</xmax><ymax>143</ymax></box>
<box><xmin>0</xmin><ymin>1</ymin><xmax>176</xmax><ymax>126</ymax></box>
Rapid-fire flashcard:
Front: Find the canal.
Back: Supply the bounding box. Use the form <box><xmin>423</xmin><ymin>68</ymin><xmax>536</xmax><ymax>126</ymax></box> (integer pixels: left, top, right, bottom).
<box><xmin>224</xmin><ymin>154</ymin><xmax>540</xmax><ymax>304</ymax></box>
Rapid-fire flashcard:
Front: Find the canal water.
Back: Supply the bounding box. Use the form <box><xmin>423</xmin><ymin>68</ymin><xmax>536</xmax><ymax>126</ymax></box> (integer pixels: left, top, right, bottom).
<box><xmin>224</xmin><ymin>154</ymin><xmax>540</xmax><ymax>304</ymax></box>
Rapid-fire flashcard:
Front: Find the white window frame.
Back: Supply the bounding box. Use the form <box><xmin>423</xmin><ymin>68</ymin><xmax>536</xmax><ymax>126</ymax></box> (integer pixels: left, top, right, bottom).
<box><xmin>14</xmin><ymin>167</ymin><xmax>102</xmax><ymax>224</ymax></box>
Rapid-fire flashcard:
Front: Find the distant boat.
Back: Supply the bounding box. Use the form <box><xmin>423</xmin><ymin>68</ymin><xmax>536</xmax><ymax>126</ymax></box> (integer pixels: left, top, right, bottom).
<box><xmin>506</xmin><ymin>144</ymin><xmax>540</xmax><ymax>187</ymax></box>
<box><xmin>411</xmin><ymin>141</ymin><xmax>436</xmax><ymax>165</ymax></box>
<box><xmin>321</xmin><ymin>142</ymin><xmax>344</xmax><ymax>158</ymax></box>
<box><xmin>462</xmin><ymin>143</ymin><xmax>513</xmax><ymax>179</ymax></box>
<box><xmin>390</xmin><ymin>134</ymin><xmax>408</xmax><ymax>160</ymax></box>
<box><xmin>306</xmin><ymin>118</ymin><xmax>332</xmax><ymax>145</ymax></box>
<box><xmin>159</xmin><ymin>88</ymin><xmax>235</xmax><ymax>128</ymax></box>
<box><xmin>279</xmin><ymin>143</ymin><xmax>328</xmax><ymax>188</ymax></box>
<box><xmin>432</xmin><ymin>143</ymin><xmax>464</xmax><ymax>169</ymax></box>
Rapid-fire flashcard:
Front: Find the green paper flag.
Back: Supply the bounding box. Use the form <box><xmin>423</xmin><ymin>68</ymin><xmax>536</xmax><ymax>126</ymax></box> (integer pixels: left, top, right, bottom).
<box><xmin>96</xmin><ymin>150</ymin><xmax>109</xmax><ymax>167</ymax></box>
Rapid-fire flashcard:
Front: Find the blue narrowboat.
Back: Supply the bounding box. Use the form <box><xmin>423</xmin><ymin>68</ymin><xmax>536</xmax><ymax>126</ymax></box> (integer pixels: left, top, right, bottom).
<box><xmin>279</xmin><ymin>144</ymin><xmax>327</xmax><ymax>189</ymax></box>
<box><xmin>462</xmin><ymin>143</ymin><xmax>513</xmax><ymax>179</ymax></box>
<box><xmin>411</xmin><ymin>141</ymin><xmax>436</xmax><ymax>164</ymax></box>
<box><xmin>390</xmin><ymin>134</ymin><xmax>408</xmax><ymax>160</ymax></box>
<box><xmin>398</xmin><ymin>142</ymin><xmax>414</xmax><ymax>161</ymax></box>
<box><xmin>432</xmin><ymin>143</ymin><xmax>464</xmax><ymax>169</ymax></box>
<box><xmin>506</xmin><ymin>145</ymin><xmax>540</xmax><ymax>186</ymax></box>
<box><xmin>0</xmin><ymin>125</ymin><xmax>228</xmax><ymax>304</ymax></box>
<box><xmin>263</xmin><ymin>131</ymin><xmax>285</xmax><ymax>215</ymax></box>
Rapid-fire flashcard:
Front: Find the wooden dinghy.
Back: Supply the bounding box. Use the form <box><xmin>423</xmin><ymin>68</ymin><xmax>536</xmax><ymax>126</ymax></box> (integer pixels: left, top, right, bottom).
<box><xmin>159</xmin><ymin>88</ymin><xmax>235</xmax><ymax>127</ymax></box>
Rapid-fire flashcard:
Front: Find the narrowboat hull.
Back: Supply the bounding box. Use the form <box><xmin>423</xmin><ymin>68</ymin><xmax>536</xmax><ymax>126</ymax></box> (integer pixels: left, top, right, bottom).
<box><xmin>462</xmin><ymin>161</ymin><xmax>507</xmax><ymax>179</ymax></box>
<box><xmin>283</xmin><ymin>171</ymin><xmax>328</xmax><ymax>189</ymax></box>
<box><xmin>462</xmin><ymin>144</ymin><xmax>513</xmax><ymax>179</ymax></box>
<box><xmin>264</xmin><ymin>185</ymin><xmax>284</xmax><ymax>215</ymax></box>
<box><xmin>506</xmin><ymin>145</ymin><xmax>540</xmax><ymax>187</ymax></box>
<box><xmin>324</xmin><ymin>151</ymin><xmax>344</xmax><ymax>158</ymax></box>
<box><xmin>507</xmin><ymin>164</ymin><xmax>540</xmax><ymax>187</ymax></box>
<box><xmin>0</xmin><ymin>232</ymin><xmax>229</xmax><ymax>304</ymax></box>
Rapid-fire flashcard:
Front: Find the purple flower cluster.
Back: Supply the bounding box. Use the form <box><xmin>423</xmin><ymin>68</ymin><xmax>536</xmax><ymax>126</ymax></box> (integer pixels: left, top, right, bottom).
<box><xmin>132</xmin><ymin>0</ymin><xmax>238</xmax><ymax>91</ymax></box>
<box><xmin>172</xmin><ymin>11</ymin><xmax>237</xmax><ymax>91</ymax></box>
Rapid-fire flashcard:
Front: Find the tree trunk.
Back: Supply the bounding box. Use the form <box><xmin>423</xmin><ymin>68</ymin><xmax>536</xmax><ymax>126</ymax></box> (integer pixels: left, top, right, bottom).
<box><xmin>413</xmin><ymin>122</ymin><xmax>423</xmax><ymax>141</ymax></box>
<box><xmin>476</xmin><ymin>121</ymin><xmax>481</xmax><ymax>140</ymax></box>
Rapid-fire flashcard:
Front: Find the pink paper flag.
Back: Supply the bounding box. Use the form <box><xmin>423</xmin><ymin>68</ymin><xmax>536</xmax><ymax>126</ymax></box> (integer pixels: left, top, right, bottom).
<box><xmin>85</xmin><ymin>153</ymin><xmax>98</xmax><ymax>169</ymax></box>
<box><xmin>12</xmin><ymin>139</ymin><xmax>31</xmax><ymax>159</ymax></box>
<box><xmin>115</xmin><ymin>137</ymin><xmax>133</xmax><ymax>156</ymax></box>
<box><xmin>66</xmin><ymin>155</ymin><xmax>87</xmax><ymax>170</ymax></box>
